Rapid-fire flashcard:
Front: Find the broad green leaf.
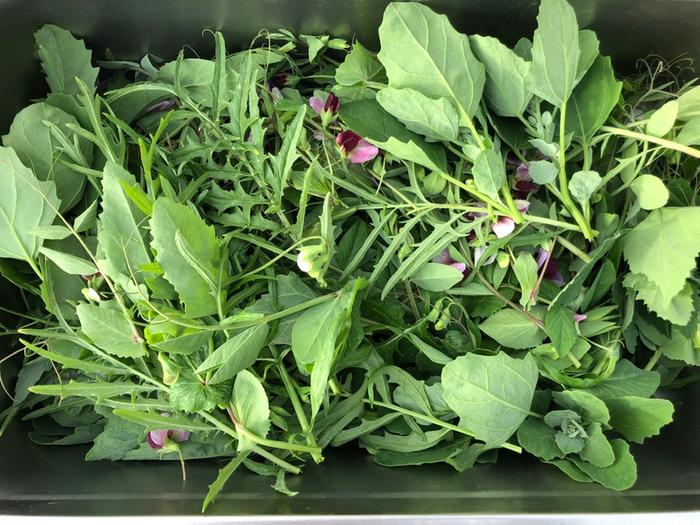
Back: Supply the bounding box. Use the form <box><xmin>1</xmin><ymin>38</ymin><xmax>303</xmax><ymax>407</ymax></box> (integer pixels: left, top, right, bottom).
<box><xmin>513</xmin><ymin>38</ymin><xmax>532</xmax><ymax>61</ymax></box>
<box><xmin>13</xmin><ymin>356</ymin><xmax>52</xmax><ymax>404</ymax></box>
<box><xmin>2</xmin><ymin>102</ymin><xmax>90</xmax><ymax>211</ymax></box>
<box><xmin>376</xmin><ymin>87</ymin><xmax>459</xmax><ymax>142</ymax></box>
<box><xmin>231</xmin><ymin>370</ymin><xmax>270</xmax><ymax>452</ymax></box>
<box><xmin>677</xmin><ymin>86</ymin><xmax>700</xmax><ymax>120</ymax></box>
<box><xmin>39</xmin><ymin>237</ymin><xmax>89</xmax><ymax>321</ymax></box>
<box><xmin>0</xmin><ymin>146</ymin><xmax>59</xmax><ymax>263</ymax></box>
<box><xmin>580</xmin><ymin>422</ymin><xmax>615</xmax><ymax>468</ymax></box>
<box><xmin>39</xmin><ymin>247</ymin><xmax>96</xmax><ymax>275</ymax></box>
<box><xmin>630</xmin><ymin>175</ymin><xmax>669</xmax><ymax>210</ymax></box>
<box><xmin>544</xmin><ymin>306</ymin><xmax>578</xmax><ymax>357</ymax></box>
<box><xmin>517</xmin><ymin>416</ymin><xmax>561</xmax><ymax>461</ymax></box>
<box><xmin>30</xmin><ymin>381</ymin><xmax>155</xmax><ymax>399</ymax></box>
<box><xmin>571</xmin><ymin>439</ymin><xmax>637</xmax><ymax>491</ymax></box>
<box><xmin>411</xmin><ymin>262</ymin><xmax>464</xmax><ymax>292</ymax></box>
<box><xmin>547</xmin><ymin>458</ymin><xmax>593</xmax><ymax>483</ymax></box>
<box><xmin>377</xmin><ymin>2</ymin><xmax>485</xmax><ymax>125</ymax></box>
<box><xmin>86</xmin><ymin>417</ymin><xmax>142</xmax><ymax>461</ymax></box>
<box><xmin>30</xmin><ymin>225</ymin><xmax>71</xmax><ymax>240</ymax></box>
<box><xmin>34</xmin><ymin>24</ymin><xmax>99</xmax><ymax>95</ymax></box>
<box><xmin>291</xmin><ymin>279</ymin><xmax>363</xmax><ymax>418</ymax></box>
<box><xmin>624</xmin><ymin>273</ymin><xmax>694</xmax><ymax>326</ymax></box>
<box><xmin>552</xmin><ymin>390</ymin><xmax>610</xmax><ymax>425</ymax></box>
<box><xmin>568</xmin><ymin>170</ymin><xmax>601</xmax><ymax>207</ymax></box>
<box><xmin>513</xmin><ymin>252</ymin><xmax>538</xmax><ymax>308</ymax></box>
<box><xmin>605</xmin><ymin>396</ymin><xmax>674</xmax><ymax>444</ymax></box>
<box><xmin>170</xmin><ymin>375</ymin><xmax>227</xmax><ymax>412</ymax></box>
<box><xmin>473</xmin><ymin>149</ymin><xmax>506</xmax><ymax>199</ymax></box>
<box><xmin>529</xmin><ymin>0</ymin><xmax>580</xmax><ymax>106</ymax></box>
<box><xmin>338</xmin><ymin>99</ymin><xmax>447</xmax><ymax>172</ymax></box>
<box><xmin>676</xmin><ymin>116</ymin><xmax>700</xmax><ymax>146</ymax></box>
<box><xmin>659</xmin><ymin>326</ymin><xmax>700</xmax><ymax>365</ymax></box>
<box><xmin>566</xmin><ymin>56</ymin><xmax>621</xmax><ymax>144</ymax></box>
<box><xmin>335</xmin><ymin>42</ymin><xmax>385</xmax><ymax>86</ymax></box>
<box><xmin>580</xmin><ymin>360</ymin><xmax>660</xmax><ymax>400</ymax></box>
<box><xmin>99</xmin><ymin>169</ymin><xmax>152</xmax><ymax>284</ymax></box>
<box><xmin>150</xmin><ymin>198</ymin><xmax>221</xmax><ymax>317</ymax></box>
<box><xmin>76</xmin><ymin>303</ymin><xmax>145</xmax><ymax>358</ymax></box>
<box><xmin>623</xmin><ymin>207</ymin><xmax>700</xmax><ymax>304</ymax></box>
<box><xmin>470</xmin><ymin>35</ymin><xmax>531</xmax><ymax>117</ymax></box>
<box><xmin>575</xmin><ymin>30</ymin><xmax>599</xmax><ymax>82</ymax></box>
<box><xmin>528</xmin><ymin>160</ymin><xmax>558</xmax><ymax>185</ymax></box>
<box><xmin>196</xmin><ymin>324</ymin><xmax>269</xmax><ymax>384</ymax></box>
<box><xmin>646</xmin><ymin>100</ymin><xmax>678</xmax><ymax>137</ymax></box>
<box><xmin>479</xmin><ymin>308</ymin><xmax>546</xmax><ymax>349</ymax></box>
<box><xmin>442</xmin><ymin>352</ymin><xmax>538</xmax><ymax>445</ymax></box>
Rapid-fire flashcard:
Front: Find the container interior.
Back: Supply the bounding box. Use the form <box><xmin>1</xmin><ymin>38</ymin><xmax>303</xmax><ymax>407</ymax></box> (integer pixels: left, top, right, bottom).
<box><xmin>1</xmin><ymin>0</ymin><xmax>700</xmax><ymax>520</ymax></box>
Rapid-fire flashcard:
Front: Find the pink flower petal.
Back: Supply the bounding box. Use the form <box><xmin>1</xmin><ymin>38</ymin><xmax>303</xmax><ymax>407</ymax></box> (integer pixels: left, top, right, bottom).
<box><xmin>450</xmin><ymin>262</ymin><xmax>467</xmax><ymax>273</ymax></box>
<box><xmin>515</xmin><ymin>199</ymin><xmax>531</xmax><ymax>213</ymax></box>
<box><xmin>336</xmin><ymin>130</ymin><xmax>361</xmax><ymax>151</ymax></box>
<box><xmin>348</xmin><ymin>140</ymin><xmax>379</xmax><ymax>164</ymax></box>
<box><xmin>516</xmin><ymin>163</ymin><xmax>531</xmax><ymax>181</ymax></box>
<box><xmin>169</xmin><ymin>429</ymin><xmax>191</xmax><ymax>443</ymax></box>
<box><xmin>492</xmin><ymin>217</ymin><xmax>515</xmax><ymax>238</ymax></box>
<box><xmin>309</xmin><ymin>96</ymin><xmax>325</xmax><ymax>114</ymax></box>
<box><xmin>147</xmin><ymin>429</ymin><xmax>168</xmax><ymax>450</ymax></box>
<box><xmin>574</xmin><ymin>313</ymin><xmax>587</xmax><ymax>323</ymax></box>
<box><xmin>433</xmin><ymin>249</ymin><xmax>454</xmax><ymax>265</ymax></box>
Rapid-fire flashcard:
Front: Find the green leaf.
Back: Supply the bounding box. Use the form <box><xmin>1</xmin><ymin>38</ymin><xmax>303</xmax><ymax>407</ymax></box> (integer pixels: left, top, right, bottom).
<box><xmin>513</xmin><ymin>252</ymin><xmax>538</xmax><ymax>308</ymax></box>
<box><xmin>566</xmin><ymin>56</ymin><xmax>621</xmax><ymax>144</ymax></box>
<box><xmin>544</xmin><ymin>306</ymin><xmax>578</xmax><ymax>357</ymax></box>
<box><xmin>575</xmin><ymin>30</ymin><xmax>599</xmax><ymax>82</ymax></box>
<box><xmin>211</xmin><ymin>32</ymin><xmax>228</xmax><ymax>120</ymax></box>
<box><xmin>0</xmin><ymin>146</ymin><xmax>59</xmax><ymax>263</ymax></box>
<box><xmin>624</xmin><ymin>273</ymin><xmax>694</xmax><ymax>326</ymax></box>
<box><xmin>377</xmin><ymin>2</ymin><xmax>485</xmax><ymax>125</ymax></box>
<box><xmin>338</xmin><ymin>99</ymin><xmax>447</xmax><ymax>172</ymax></box>
<box><xmin>376</xmin><ymin>87</ymin><xmax>459</xmax><ymax>142</ymax></box>
<box><xmin>579</xmin><ymin>360</ymin><xmax>660</xmax><ymax>400</ymax></box>
<box><xmin>170</xmin><ymin>375</ymin><xmax>227</xmax><ymax>412</ymax></box>
<box><xmin>568</xmin><ymin>170</ymin><xmax>601</xmax><ymax>207</ymax></box>
<box><xmin>2</xmin><ymin>102</ymin><xmax>90</xmax><ymax>211</ymax></box>
<box><xmin>231</xmin><ymin>370</ymin><xmax>270</xmax><ymax>452</ymax></box>
<box><xmin>30</xmin><ymin>225</ymin><xmax>71</xmax><ymax>240</ymax></box>
<box><xmin>623</xmin><ymin>207</ymin><xmax>700</xmax><ymax>305</ymax></box>
<box><xmin>411</xmin><ymin>262</ymin><xmax>464</xmax><ymax>292</ymax></box>
<box><xmin>676</xmin><ymin>116</ymin><xmax>700</xmax><ymax>146</ymax></box>
<box><xmin>195</xmin><ymin>324</ymin><xmax>269</xmax><ymax>384</ymax></box>
<box><xmin>406</xmin><ymin>333</ymin><xmax>452</xmax><ymax>365</ymax></box>
<box><xmin>479</xmin><ymin>309</ymin><xmax>546</xmax><ymax>349</ymax></box>
<box><xmin>98</xmin><ymin>162</ymin><xmax>151</xmax><ymax>285</ymax></box>
<box><xmin>442</xmin><ymin>352</ymin><xmax>538</xmax><ymax>445</ymax></box>
<box><xmin>677</xmin><ymin>86</ymin><xmax>700</xmax><ymax>120</ymax></box>
<box><xmin>571</xmin><ymin>439</ymin><xmax>637</xmax><ymax>491</ymax></box>
<box><xmin>23</xmin><ymin>339</ymin><xmax>123</xmax><ymax>376</ymax></box>
<box><xmin>112</xmin><ymin>409</ymin><xmax>215</xmax><ymax>432</ymax></box>
<box><xmin>630</xmin><ymin>174</ymin><xmax>669</xmax><ymax>210</ymax></box>
<box><xmin>202</xmin><ymin>452</ymin><xmax>250</xmax><ymax>512</ymax></box>
<box><xmin>555</xmin><ymin>432</ymin><xmax>585</xmax><ymax>454</ymax></box>
<box><xmin>659</xmin><ymin>326</ymin><xmax>700</xmax><ymax>365</ymax></box>
<box><xmin>151</xmin><ymin>331</ymin><xmax>210</xmax><ymax>355</ymax></box>
<box><xmin>529</xmin><ymin>0</ymin><xmax>580</xmax><ymax>106</ymax></box>
<box><xmin>552</xmin><ymin>390</ymin><xmax>610</xmax><ymax>425</ymax></box>
<box><xmin>473</xmin><ymin>149</ymin><xmax>506</xmax><ymax>199</ymax></box>
<box><xmin>76</xmin><ymin>303</ymin><xmax>145</xmax><ymax>358</ymax></box>
<box><xmin>335</xmin><ymin>41</ymin><xmax>385</xmax><ymax>86</ymax></box>
<box><xmin>150</xmin><ymin>198</ymin><xmax>221</xmax><ymax>317</ymax></box>
<box><xmin>34</xmin><ymin>24</ymin><xmax>99</xmax><ymax>96</ymax></box>
<box><xmin>273</xmin><ymin>105</ymin><xmax>307</xmax><ymax>204</ymax></box>
<box><xmin>39</xmin><ymin>247</ymin><xmax>96</xmax><ymax>275</ymax></box>
<box><xmin>580</xmin><ymin>422</ymin><xmax>615</xmax><ymax>468</ymax></box>
<box><xmin>646</xmin><ymin>100</ymin><xmax>678</xmax><ymax>137</ymax></box>
<box><xmin>528</xmin><ymin>160</ymin><xmax>558</xmax><ymax>185</ymax></box>
<box><xmin>517</xmin><ymin>416</ymin><xmax>562</xmax><ymax>461</ymax></box>
<box><xmin>30</xmin><ymin>381</ymin><xmax>155</xmax><ymax>399</ymax></box>
<box><xmin>86</xmin><ymin>417</ymin><xmax>142</xmax><ymax>461</ymax></box>
<box><xmin>470</xmin><ymin>35</ymin><xmax>531</xmax><ymax>117</ymax></box>
<box><xmin>605</xmin><ymin>396</ymin><xmax>674</xmax><ymax>444</ymax></box>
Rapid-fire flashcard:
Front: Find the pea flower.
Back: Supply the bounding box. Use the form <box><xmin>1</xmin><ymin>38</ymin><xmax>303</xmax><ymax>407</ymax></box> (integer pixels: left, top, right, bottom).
<box><xmin>336</xmin><ymin>130</ymin><xmax>379</xmax><ymax>164</ymax></box>
<box><xmin>474</xmin><ymin>245</ymin><xmax>496</xmax><ymax>266</ymax></box>
<box><xmin>433</xmin><ymin>249</ymin><xmax>468</xmax><ymax>275</ymax></box>
<box><xmin>574</xmin><ymin>313</ymin><xmax>587</xmax><ymax>323</ymax></box>
<box><xmin>514</xmin><ymin>162</ymin><xmax>540</xmax><ymax>199</ymax></box>
<box><xmin>309</xmin><ymin>92</ymin><xmax>340</xmax><ymax>115</ymax></box>
<box><xmin>297</xmin><ymin>243</ymin><xmax>330</xmax><ymax>285</ymax></box>
<box><xmin>491</xmin><ymin>200</ymin><xmax>530</xmax><ymax>238</ymax></box>
<box><xmin>147</xmin><ymin>428</ymin><xmax>190</xmax><ymax>450</ymax></box>
<box><xmin>536</xmin><ymin>247</ymin><xmax>565</xmax><ymax>286</ymax></box>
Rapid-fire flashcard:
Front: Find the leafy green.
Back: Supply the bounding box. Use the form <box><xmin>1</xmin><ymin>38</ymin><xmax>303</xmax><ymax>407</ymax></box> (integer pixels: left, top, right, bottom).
<box><xmin>76</xmin><ymin>303</ymin><xmax>145</xmax><ymax>358</ymax></box>
<box><xmin>231</xmin><ymin>370</ymin><xmax>270</xmax><ymax>452</ymax></box>
<box><xmin>479</xmin><ymin>309</ymin><xmax>546</xmax><ymax>349</ymax></box>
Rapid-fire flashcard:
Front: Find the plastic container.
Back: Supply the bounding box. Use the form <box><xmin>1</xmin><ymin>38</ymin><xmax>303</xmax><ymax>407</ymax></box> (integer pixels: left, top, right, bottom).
<box><xmin>1</xmin><ymin>1</ymin><xmax>699</xmax><ymax>522</ymax></box>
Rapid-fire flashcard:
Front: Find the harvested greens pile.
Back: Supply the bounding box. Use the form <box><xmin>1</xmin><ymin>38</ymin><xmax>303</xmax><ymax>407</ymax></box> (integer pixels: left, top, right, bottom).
<box><xmin>1</xmin><ymin>0</ymin><xmax>700</xmax><ymax>510</ymax></box>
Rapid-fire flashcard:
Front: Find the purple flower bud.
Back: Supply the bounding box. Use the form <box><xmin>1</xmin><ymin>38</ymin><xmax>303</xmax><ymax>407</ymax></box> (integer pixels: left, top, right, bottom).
<box><xmin>433</xmin><ymin>249</ymin><xmax>453</xmax><ymax>265</ymax></box>
<box><xmin>336</xmin><ymin>130</ymin><xmax>379</xmax><ymax>164</ymax></box>
<box><xmin>147</xmin><ymin>98</ymin><xmax>179</xmax><ymax>113</ymax></box>
<box><xmin>515</xmin><ymin>163</ymin><xmax>531</xmax><ymax>181</ymax></box>
<box><xmin>574</xmin><ymin>313</ymin><xmax>587</xmax><ymax>323</ymax></box>
<box><xmin>309</xmin><ymin>96</ymin><xmax>325</xmax><ymax>114</ymax></box>
<box><xmin>268</xmin><ymin>73</ymin><xmax>288</xmax><ymax>90</ymax></box>
<box><xmin>324</xmin><ymin>93</ymin><xmax>340</xmax><ymax>114</ymax></box>
<box><xmin>147</xmin><ymin>428</ymin><xmax>191</xmax><ymax>450</ymax></box>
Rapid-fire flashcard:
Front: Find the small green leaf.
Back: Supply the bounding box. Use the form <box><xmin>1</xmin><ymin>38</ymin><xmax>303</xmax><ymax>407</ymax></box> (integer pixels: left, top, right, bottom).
<box><xmin>406</xmin><ymin>333</ymin><xmax>452</xmax><ymax>365</ymax></box>
<box><xmin>555</xmin><ymin>432</ymin><xmax>585</xmax><ymax>454</ymax></box>
<box><xmin>630</xmin><ymin>174</ymin><xmax>669</xmax><ymax>210</ymax></box>
<box><xmin>517</xmin><ymin>416</ymin><xmax>562</xmax><ymax>461</ymax></box>
<box><xmin>544</xmin><ymin>306</ymin><xmax>578</xmax><ymax>357</ymax></box>
<box><xmin>513</xmin><ymin>252</ymin><xmax>538</xmax><ymax>308</ymax></box>
<box><xmin>568</xmin><ymin>170</ymin><xmax>601</xmax><ymax>207</ymax></box>
<box><xmin>442</xmin><ymin>352</ymin><xmax>538</xmax><ymax>446</ymax></box>
<box><xmin>473</xmin><ymin>149</ymin><xmax>506</xmax><ymax>199</ymax></box>
<box><xmin>646</xmin><ymin>100</ymin><xmax>678</xmax><ymax>137</ymax></box>
<box><xmin>580</xmin><ymin>422</ymin><xmax>615</xmax><ymax>468</ymax></box>
<box><xmin>76</xmin><ymin>303</ymin><xmax>145</xmax><ymax>358</ymax></box>
<box><xmin>335</xmin><ymin>41</ymin><xmax>385</xmax><ymax>86</ymax></box>
<box><xmin>624</xmin><ymin>273</ymin><xmax>694</xmax><ymax>326</ymax></box>
<box><xmin>231</xmin><ymin>370</ymin><xmax>270</xmax><ymax>452</ymax></box>
<box><xmin>579</xmin><ymin>360</ymin><xmax>660</xmax><ymax>400</ymax></box>
<box><xmin>553</xmin><ymin>390</ymin><xmax>610</xmax><ymax>425</ymax></box>
<box><xmin>479</xmin><ymin>308</ymin><xmax>546</xmax><ymax>349</ymax></box>
<box><xmin>676</xmin><ymin>116</ymin><xmax>700</xmax><ymax>146</ymax></box>
<box><xmin>411</xmin><ymin>262</ymin><xmax>464</xmax><ymax>292</ymax></box>
<box><xmin>40</xmin><ymin>247</ymin><xmax>96</xmax><ymax>275</ymax></box>
<box><xmin>30</xmin><ymin>225</ymin><xmax>72</xmax><ymax>240</ymax></box>
<box><xmin>571</xmin><ymin>439</ymin><xmax>637</xmax><ymax>491</ymax></box>
<box><xmin>605</xmin><ymin>396</ymin><xmax>674</xmax><ymax>444</ymax></box>
<box><xmin>196</xmin><ymin>324</ymin><xmax>269</xmax><ymax>384</ymax></box>
<box><xmin>528</xmin><ymin>160</ymin><xmax>558</xmax><ymax>185</ymax></box>
<box><xmin>170</xmin><ymin>375</ymin><xmax>227</xmax><ymax>412</ymax></box>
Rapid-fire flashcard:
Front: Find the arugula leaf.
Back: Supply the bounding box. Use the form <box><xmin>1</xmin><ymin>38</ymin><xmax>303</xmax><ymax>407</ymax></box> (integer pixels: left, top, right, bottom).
<box><xmin>442</xmin><ymin>352</ymin><xmax>538</xmax><ymax>445</ymax></box>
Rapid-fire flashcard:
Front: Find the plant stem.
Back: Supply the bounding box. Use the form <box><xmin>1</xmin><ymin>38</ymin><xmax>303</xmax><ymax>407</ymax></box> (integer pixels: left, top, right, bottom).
<box><xmin>600</xmin><ymin>125</ymin><xmax>700</xmax><ymax>159</ymax></box>
<box><xmin>556</xmin><ymin>235</ymin><xmax>592</xmax><ymax>264</ymax></box>
<box><xmin>644</xmin><ymin>350</ymin><xmax>662</xmax><ymax>371</ymax></box>
<box><xmin>476</xmin><ymin>272</ymin><xmax>544</xmax><ymax>328</ymax></box>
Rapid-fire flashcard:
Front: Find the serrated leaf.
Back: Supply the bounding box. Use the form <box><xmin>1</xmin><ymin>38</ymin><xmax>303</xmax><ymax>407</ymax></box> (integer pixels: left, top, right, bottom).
<box><xmin>605</xmin><ymin>396</ymin><xmax>674</xmax><ymax>444</ymax></box>
<box><xmin>442</xmin><ymin>352</ymin><xmax>538</xmax><ymax>446</ymax></box>
<box><xmin>623</xmin><ymin>273</ymin><xmax>694</xmax><ymax>326</ymax></box>
<box><xmin>170</xmin><ymin>375</ymin><xmax>227</xmax><ymax>412</ymax></box>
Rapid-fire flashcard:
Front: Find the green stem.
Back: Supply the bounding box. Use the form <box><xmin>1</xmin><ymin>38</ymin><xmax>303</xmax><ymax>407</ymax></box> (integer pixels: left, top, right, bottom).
<box><xmin>644</xmin><ymin>350</ymin><xmax>662</xmax><ymax>371</ymax></box>
<box><xmin>501</xmin><ymin>184</ymin><xmax>524</xmax><ymax>224</ymax></box>
<box><xmin>476</xmin><ymin>272</ymin><xmax>544</xmax><ymax>328</ymax></box>
<box><xmin>436</xmin><ymin>172</ymin><xmax>511</xmax><ymax>215</ymax></box>
<box><xmin>556</xmin><ymin>235</ymin><xmax>592</xmax><ymax>264</ymax></box>
<box><xmin>522</xmin><ymin>214</ymin><xmax>582</xmax><ymax>232</ymax></box>
<box><xmin>600</xmin><ymin>126</ymin><xmax>700</xmax><ymax>159</ymax></box>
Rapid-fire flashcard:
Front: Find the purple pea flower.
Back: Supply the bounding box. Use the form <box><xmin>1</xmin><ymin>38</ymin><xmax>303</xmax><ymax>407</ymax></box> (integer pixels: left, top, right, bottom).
<box><xmin>536</xmin><ymin>248</ymin><xmax>565</xmax><ymax>287</ymax></box>
<box><xmin>268</xmin><ymin>73</ymin><xmax>288</xmax><ymax>90</ymax></box>
<box><xmin>336</xmin><ymin>130</ymin><xmax>379</xmax><ymax>164</ymax></box>
<box><xmin>147</xmin><ymin>98</ymin><xmax>179</xmax><ymax>113</ymax></box>
<box><xmin>433</xmin><ymin>249</ymin><xmax>468</xmax><ymax>275</ymax></box>
<box><xmin>147</xmin><ymin>428</ymin><xmax>191</xmax><ymax>450</ymax></box>
<box><xmin>309</xmin><ymin>92</ymin><xmax>340</xmax><ymax>115</ymax></box>
<box><xmin>574</xmin><ymin>313</ymin><xmax>587</xmax><ymax>323</ymax></box>
<box><xmin>491</xmin><ymin>200</ymin><xmax>531</xmax><ymax>238</ymax></box>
